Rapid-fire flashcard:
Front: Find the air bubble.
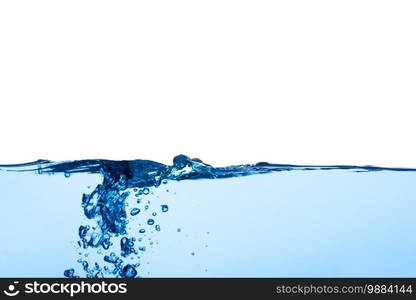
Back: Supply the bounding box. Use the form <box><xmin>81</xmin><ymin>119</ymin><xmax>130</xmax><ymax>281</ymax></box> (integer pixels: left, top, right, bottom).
<box><xmin>130</xmin><ymin>208</ymin><xmax>140</xmax><ymax>216</ymax></box>
<box><xmin>120</xmin><ymin>264</ymin><xmax>137</xmax><ymax>278</ymax></box>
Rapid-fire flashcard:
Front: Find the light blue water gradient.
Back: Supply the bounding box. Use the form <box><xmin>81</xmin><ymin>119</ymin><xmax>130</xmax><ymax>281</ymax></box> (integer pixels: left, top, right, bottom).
<box><xmin>0</xmin><ymin>155</ymin><xmax>415</xmax><ymax>277</ymax></box>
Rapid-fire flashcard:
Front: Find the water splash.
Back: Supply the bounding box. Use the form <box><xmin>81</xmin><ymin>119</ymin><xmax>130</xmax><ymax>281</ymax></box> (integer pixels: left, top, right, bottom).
<box><xmin>1</xmin><ymin>155</ymin><xmax>416</xmax><ymax>278</ymax></box>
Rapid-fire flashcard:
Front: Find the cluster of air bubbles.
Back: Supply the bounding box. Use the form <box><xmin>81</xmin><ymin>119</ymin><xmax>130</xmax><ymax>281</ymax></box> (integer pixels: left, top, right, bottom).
<box><xmin>64</xmin><ymin>155</ymin><xmax>214</xmax><ymax>278</ymax></box>
<box><xmin>66</xmin><ymin>178</ymin><xmax>169</xmax><ymax>278</ymax></box>
<box><xmin>120</xmin><ymin>237</ymin><xmax>137</xmax><ymax>257</ymax></box>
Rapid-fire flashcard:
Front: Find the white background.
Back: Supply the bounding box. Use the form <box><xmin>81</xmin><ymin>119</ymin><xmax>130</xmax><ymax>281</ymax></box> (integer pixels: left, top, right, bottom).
<box><xmin>0</xmin><ymin>0</ymin><xmax>415</xmax><ymax>167</ymax></box>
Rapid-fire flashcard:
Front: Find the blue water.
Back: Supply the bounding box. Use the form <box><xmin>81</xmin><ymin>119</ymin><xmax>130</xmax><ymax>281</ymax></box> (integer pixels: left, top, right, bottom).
<box><xmin>1</xmin><ymin>155</ymin><xmax>416</xmax><ymax>277</ymax></box>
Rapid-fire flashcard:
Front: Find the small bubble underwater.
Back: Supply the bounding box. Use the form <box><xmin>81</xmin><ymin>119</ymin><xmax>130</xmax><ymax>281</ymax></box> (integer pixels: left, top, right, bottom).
<box><xmin>1</xmin><ymin>155</ymin><xmax>416</xmax><ymax>277</ymax></box>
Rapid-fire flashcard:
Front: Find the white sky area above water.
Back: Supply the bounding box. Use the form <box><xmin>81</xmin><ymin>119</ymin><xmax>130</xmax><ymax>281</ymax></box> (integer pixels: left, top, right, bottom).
<box><xmin>1</xmin><ymin>1</ymin><xmax>416</xmax><ymax>167</ymax></box>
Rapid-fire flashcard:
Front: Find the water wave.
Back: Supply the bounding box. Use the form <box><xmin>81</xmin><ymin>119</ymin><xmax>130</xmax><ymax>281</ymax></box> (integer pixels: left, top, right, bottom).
<box><xmin>1</xmin><ymin>155</ymin><xmax>415</xmax><ymax>277</ymax></box>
